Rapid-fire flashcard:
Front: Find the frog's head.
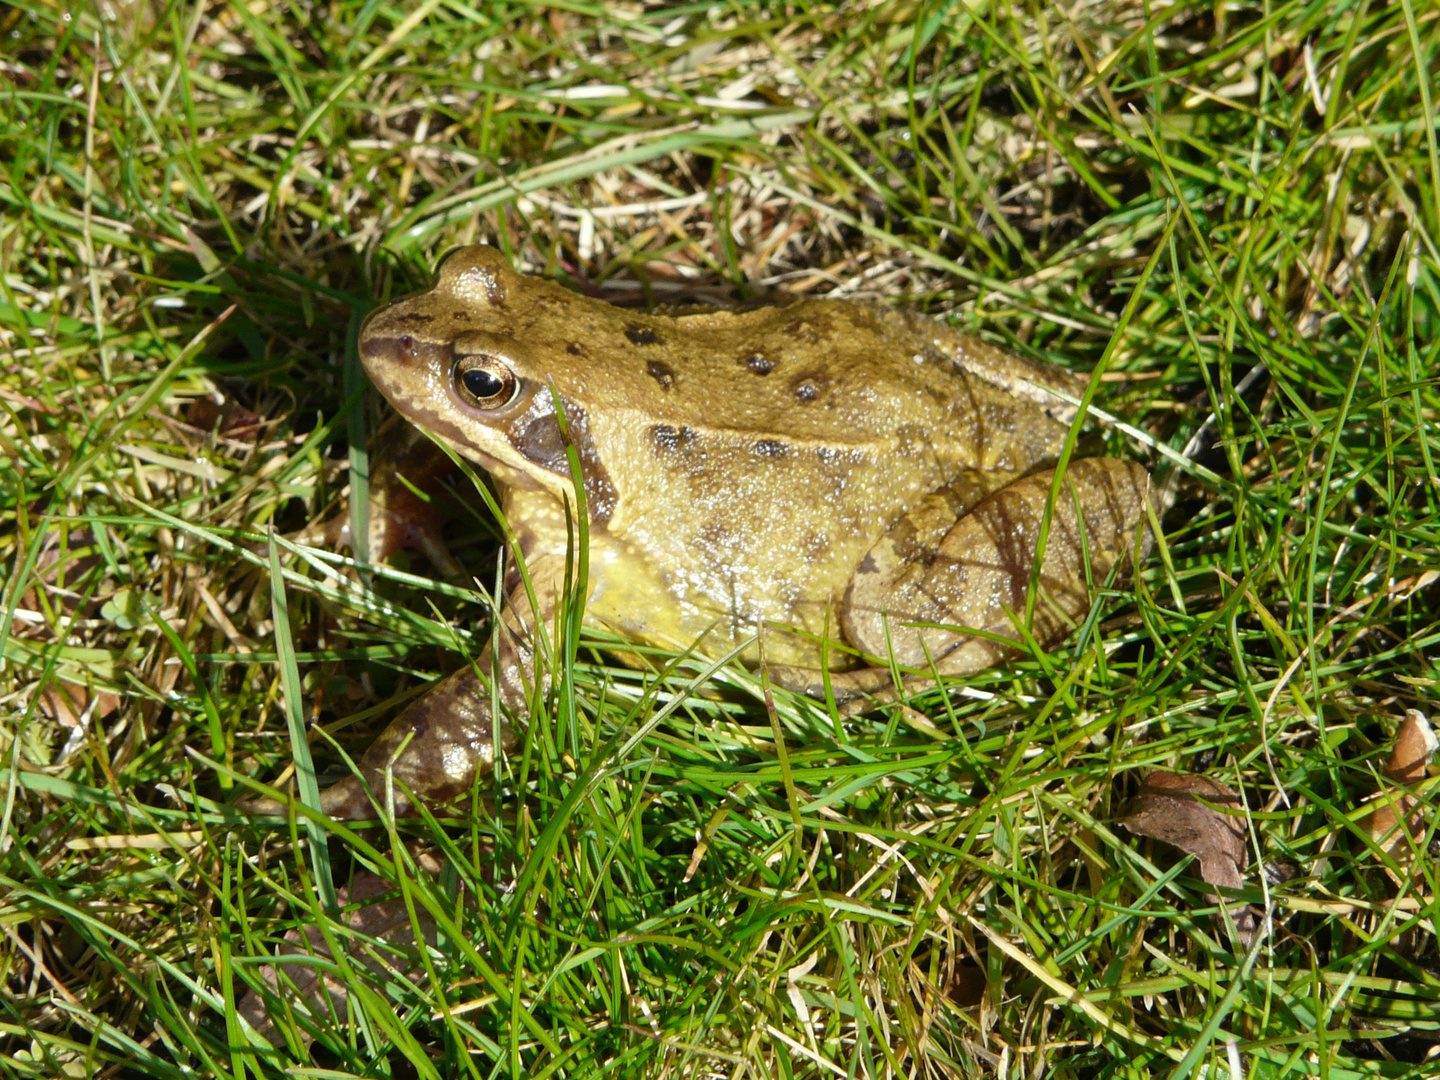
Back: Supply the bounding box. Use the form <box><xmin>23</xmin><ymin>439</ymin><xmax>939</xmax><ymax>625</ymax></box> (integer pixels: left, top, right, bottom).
<box><xmin>358</xmin><ymin>246</ymin><xmax>617</xmax><ymax>521</ymax></box>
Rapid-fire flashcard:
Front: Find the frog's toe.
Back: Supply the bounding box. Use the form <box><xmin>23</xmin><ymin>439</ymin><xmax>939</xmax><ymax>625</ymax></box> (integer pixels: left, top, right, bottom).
<box><xmin>234</xmin><ymin>792</ymin><xmax>288</xmax><ymax>817</ymax></box>
<box><xmin>318</xmin><ymin>776</ymin><xmax>386</xmax><ymax>820</ymax></box>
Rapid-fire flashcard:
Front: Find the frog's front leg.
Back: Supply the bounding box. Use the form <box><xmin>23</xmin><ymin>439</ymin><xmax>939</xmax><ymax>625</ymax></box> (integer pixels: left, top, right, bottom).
<box><xmin>774</xmin><ymin>459</ymin><xmax>1153</xmax><ymax>703</ymax></box>
<box><xmin>251</xmin><ymin>553</ymin><xmax>566</xmax><ymax>820</ymax></box>
<box><xmin>312</xmin><ymin>650</ymin><xmax>517</xmax><ymax>819</ymax></box>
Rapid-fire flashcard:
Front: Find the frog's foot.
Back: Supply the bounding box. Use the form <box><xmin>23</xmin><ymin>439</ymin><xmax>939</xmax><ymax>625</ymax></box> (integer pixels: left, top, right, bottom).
<box><xmin>842</xmin><ymin>458</ymin><xmax>1154</xmax><ymax>679</ymax></box>
<box><xmin>241</xmin><ymin>666</ymin><xmax>515</xmax><ymax>820</ymax></box>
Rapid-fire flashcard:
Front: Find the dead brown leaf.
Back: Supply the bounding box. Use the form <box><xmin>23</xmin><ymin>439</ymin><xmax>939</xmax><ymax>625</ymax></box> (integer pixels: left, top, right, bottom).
<box><xmin>1362</xmin><ymin>710</ymin><xmax>1435</xmax><ymax>863</ymax></box>
<box><xmin>1117</xmin><ymin>771</ymin><xmax>1259</xmax><ymax>947</ymax></box>
<box><xmin>185</xmin><ymin>395</ymin><xmax>265</xmax><ymax>440</ymax></box>
<box><xmin>1117</xmin><ymin>771</ymin><xmax>1247</xmax><ymax>891</ymax></box>
<box><xmin>37</xmin><ymin>679</ymin><xmax>122</xmax><ymax>728</ymax></box>
<box><xmin>1382</xmin><ymin>709</ymin><xmax>1436</xmax><ymax>784</ymax></box>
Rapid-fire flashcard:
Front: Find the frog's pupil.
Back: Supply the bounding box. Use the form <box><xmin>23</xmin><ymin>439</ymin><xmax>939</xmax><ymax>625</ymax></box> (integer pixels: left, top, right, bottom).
<box><xmin>464</xmin><ymin>367</ymin><xmax>504</xmax><ymax>400</ymax></box>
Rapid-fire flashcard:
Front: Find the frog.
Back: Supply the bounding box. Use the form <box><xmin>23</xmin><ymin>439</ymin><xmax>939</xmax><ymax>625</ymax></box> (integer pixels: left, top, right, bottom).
<box><xmin>284</xmin><ymin>245</ymin><xmax>1153</xmax><ymax>819</ymax></box>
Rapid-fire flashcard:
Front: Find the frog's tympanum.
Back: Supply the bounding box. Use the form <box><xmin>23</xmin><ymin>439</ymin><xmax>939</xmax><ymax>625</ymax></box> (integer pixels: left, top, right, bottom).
<box><xmin>292</xmin><ymin>246</ymin><xmax>1153</xmax><ymax>818</ymax></box>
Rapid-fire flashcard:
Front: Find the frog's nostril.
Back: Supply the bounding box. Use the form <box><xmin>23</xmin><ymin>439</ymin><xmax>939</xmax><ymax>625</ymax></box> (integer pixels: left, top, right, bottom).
<box><xmin>399</xmin><ymin>334</ymin><xmax>414</xmax><ymax>353</ymax></box>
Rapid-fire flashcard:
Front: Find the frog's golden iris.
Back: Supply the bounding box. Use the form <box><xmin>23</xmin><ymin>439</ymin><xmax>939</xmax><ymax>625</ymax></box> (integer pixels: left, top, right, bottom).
<box><xmin>453</xmin><ymin>353</ymin><xmax>519</xmax><ymax>410</ymax></box>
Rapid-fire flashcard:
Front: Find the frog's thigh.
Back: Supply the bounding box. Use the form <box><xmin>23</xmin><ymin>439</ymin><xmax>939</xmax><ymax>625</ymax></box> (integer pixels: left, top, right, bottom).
<box><xmin>842</xmin><ymin>459</ymin><xmax>1152</xmax><ymax>675</ymax></box>
<box><xmin>765</xmin><ymin>469</ymin><xmax>1017</xmax><ymax>699</ymax></box>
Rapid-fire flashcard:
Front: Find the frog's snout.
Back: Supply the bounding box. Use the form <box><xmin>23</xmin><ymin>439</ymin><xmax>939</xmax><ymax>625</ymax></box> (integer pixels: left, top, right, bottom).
<box><xmin>356</xmin><ymin>306</ymin><xmax>440</xmax><ymax>381</ymax></box>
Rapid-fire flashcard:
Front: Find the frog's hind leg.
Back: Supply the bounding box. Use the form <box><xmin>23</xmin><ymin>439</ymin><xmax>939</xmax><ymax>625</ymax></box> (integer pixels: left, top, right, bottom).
<box><xmin>813</xmin><ymin>459</ymin><xmax>1153</xmax><ymax>710</ymax></box>
<box><xmin>765</xmin><ymin>468</ymin><xmax>1018</xmax><ymax>704</ymax></box>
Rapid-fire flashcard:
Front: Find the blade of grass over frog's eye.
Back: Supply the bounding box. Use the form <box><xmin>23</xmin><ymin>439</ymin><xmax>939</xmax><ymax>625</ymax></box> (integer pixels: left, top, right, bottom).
<box><xmin>266</xmin><ymin>528</ymin><xmax>337</xmax><ymax>916</ymax></box>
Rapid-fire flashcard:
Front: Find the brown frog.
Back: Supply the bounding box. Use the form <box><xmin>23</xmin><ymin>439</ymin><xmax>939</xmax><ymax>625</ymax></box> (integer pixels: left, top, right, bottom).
<box><xmin>292</xmin><ymin>246</ymin><xmax>1153</xmax><ymax>818</ymax></box>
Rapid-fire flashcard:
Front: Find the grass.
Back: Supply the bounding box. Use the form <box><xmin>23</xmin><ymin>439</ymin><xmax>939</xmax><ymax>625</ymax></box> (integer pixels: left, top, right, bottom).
<box><xmin>1</xmin><ymin>0</ymin><xmax>1438</xmax><ymax>1077</ymax></box>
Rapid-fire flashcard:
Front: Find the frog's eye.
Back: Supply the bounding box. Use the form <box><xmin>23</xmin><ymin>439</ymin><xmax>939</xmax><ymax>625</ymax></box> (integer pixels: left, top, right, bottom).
<box><xmin>453</xmin><ymin>354</ymin><xmax>520</xmax><ymax>410</ymax></box>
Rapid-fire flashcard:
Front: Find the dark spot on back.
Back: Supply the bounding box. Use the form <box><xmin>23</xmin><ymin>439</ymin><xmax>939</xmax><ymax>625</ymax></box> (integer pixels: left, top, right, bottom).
<box><xmin>792</xmin><ymin>374</ymin><xmax>826</xmax><ymax>402</ymax></box>
<box><xmin>742</xmin><ymin>353</ymin><xmax>777</xmax><ymax>376</ymax></box>
<box><xmin>895</xmin><ymin>423</ymin><xmax>931</xmax><ymax>459</ymax></box>
<box><xmin>566</xmin><ymin>342</ymin><xmax>582</xmax><ymax>355</ymax></box>
<box><xmin>857</xmin><ymin>554</ymin><xmax>879</xmax><ymax>574</ymax></box>
<box><xmin>804</xmin><ymin>532</ymin><xmax>831</xmax><ymax>558</ymax></box>
<box><xmin>886</xmin><ymin>521</ymin><xmax>927</xmax><ymax>563</ymax></box>
<box><xmin>626</xmin><ymin>324</ymin><xmax>661</xmax><ymax>346</ymax></box>
<box><xmin>784</xmin><ymin>313</ymin><xmax>829</xmax><ymax>344</ymax></box>
<box><xmin>646</xmin><ymin>360</ymin><xmax>676</xmax><ymax>390</ymax></box>
<box><xmin>752</xmin><ymin>439</ymin><xmax>788</xmax><ymax>459</ymax></box>
<box><xmin>698</xmin><ymin>519</ymin><xmax>732</xmax><ymax>546</ymax></box>
<box><xmin>649</xmin><ymin>424</ymin><xmax>697</xmax><ymax>453</ymax></box>
<box><xmin>451</xmin><ymin>310</ymin><xmax>470</xmax><ymax>320</ymax></box>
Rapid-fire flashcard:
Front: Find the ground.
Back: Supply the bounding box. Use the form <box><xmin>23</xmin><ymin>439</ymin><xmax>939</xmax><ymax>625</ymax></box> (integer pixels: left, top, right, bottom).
<box><xmin>0</xmin><ymin>1</ymin><xmax>1438</xmax><ymax>1078</ymax></box>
